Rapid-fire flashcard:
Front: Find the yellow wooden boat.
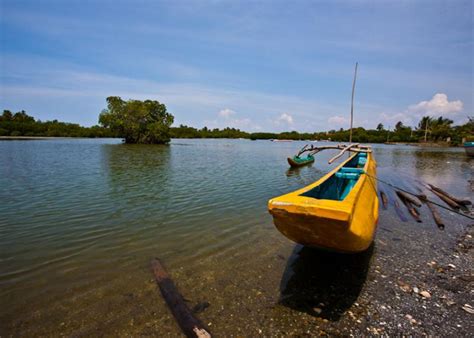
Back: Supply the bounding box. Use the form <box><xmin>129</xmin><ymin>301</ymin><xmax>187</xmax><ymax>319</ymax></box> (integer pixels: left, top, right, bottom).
<box><xmin>268</xmin><ymin>150</ymin><xmax>378</xmax><ymax>253</ymax></box>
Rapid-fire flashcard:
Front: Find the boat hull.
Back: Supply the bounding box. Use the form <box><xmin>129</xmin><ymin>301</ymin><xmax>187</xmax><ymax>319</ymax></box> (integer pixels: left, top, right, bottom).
<box><xmin>287</xmin><ymin>155</ymin><xmax>315</xmax><ymax>167</ymax></box>
<box><xmin>269</xmin><ymin>152</ymin><xmax>379</xmax><ymax>253</ymax></box>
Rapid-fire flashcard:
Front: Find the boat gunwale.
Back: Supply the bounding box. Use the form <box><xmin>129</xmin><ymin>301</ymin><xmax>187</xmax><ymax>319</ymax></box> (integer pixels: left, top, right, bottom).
<box><xmin>269</xmin><ymin>150</ymin><xmax>374</xmax><ymax>218</ymax></box>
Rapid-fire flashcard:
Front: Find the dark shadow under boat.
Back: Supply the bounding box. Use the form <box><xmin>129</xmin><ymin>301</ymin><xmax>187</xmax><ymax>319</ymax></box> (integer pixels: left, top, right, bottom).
<box><xmin>279</xmin><ymin>243</ymin><xmax>374</xmax><ymax>321</ymax></box>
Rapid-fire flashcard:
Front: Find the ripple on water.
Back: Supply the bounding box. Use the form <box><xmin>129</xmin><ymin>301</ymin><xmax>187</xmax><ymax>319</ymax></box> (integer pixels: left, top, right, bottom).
<box><xmin>0</xmin><ymin>139</ymin><xmax>472</xmax><ymax>335</ymax></box>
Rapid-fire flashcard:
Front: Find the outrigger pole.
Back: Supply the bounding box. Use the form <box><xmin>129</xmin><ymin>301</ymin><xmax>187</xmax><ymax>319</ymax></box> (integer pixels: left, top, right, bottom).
<box><xmin>296</xmin><ymin>143</ymin><xmax>371</xmax><ymax>164</ymax></box>
<box><xmin>328</xmin><ymin>143</ymin><xmax>360</xmax><ymax>164</ymax></box>
<box><xmin>349</xmin><ymin>62</ymin><xmax>358</xmax><ymax>143</ymax></box>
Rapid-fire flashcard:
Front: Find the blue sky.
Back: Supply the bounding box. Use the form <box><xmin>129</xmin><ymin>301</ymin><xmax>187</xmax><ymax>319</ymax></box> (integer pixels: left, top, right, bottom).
<box><xmin>0</xmin><ymin>0</ymin><xmax>472</xmax><ymax>132</ymax></box>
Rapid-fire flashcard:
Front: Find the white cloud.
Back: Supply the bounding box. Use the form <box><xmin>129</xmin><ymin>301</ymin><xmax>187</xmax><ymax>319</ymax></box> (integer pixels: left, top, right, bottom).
<box><xmin>408</xmin><ymin>93</ymin><xmax>463</xmax><ymax>117</ymax></box>
<box><xmin>276</xmin><ymin>113</ymin><xmax>294</xmax><ymax>125</ymax></box>
<box><xmin>327</xmin><ymin>115</ymin><xmax>373</xmax><ymax>129</ymax></box>
<box><xmin>377</xmin><ymin>93</ymin><xmax>465</xmax><ymax>128</ymax></box>
<box><xmin>377</xmin><ymin>112</ymin><xmax>414</xmax><ymax>128</ymax></box>
<box><xmin>328</xmin><ymin>115</ymin><xmax>349</xmax><ymax>126</ymax></box>
<box><xmin>231</xmin><ymin>118</ymin><xmax>252</xmax><ymax>128</ymax></box>
<box><xmin>218</xmin><ymin>108</ymin><xmax>236</xmax><ymax>118</ymax></box>
<box><xmin>0</xmin><ymin>54</ymin><xmax>365</xmax><ymax>131</ymax></box>
<box><xmin>204</xmin><ymin>116</ymin><xmax>259</xmax><ymax>130</ymax></box>
<box><xmin>2</xmin><ymin>64</ymin><xmax>339</xmax><ymax>130</ymax></box>
<box><xmin>209</xmin><ymin>108</ymin><xmax>260</xmax><ymax>130</ymax></box>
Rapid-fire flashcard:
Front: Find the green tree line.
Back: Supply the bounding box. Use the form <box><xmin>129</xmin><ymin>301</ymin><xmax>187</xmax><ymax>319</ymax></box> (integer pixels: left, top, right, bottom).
<box><xmin>1</xmin><ymin>109</ymin><xmax>472</xmax><ymax>145</ymax></box>
<box><xmin>319</xmin><ymin>117</ymin><xmax>473</xmax><ymax>145</ymax></box>
<box><xmin>0</xmin><ymin>110</ymin><xmax>115</xmax><ymax>138</ymax></box>
<box><xmin>170</xmin><ymin>125</ymin><xmax>249</xmax><ymax>139</ymax></box>
<box><xmin>156</xmin><ymin>116</ymin><xmax>474</xmax><ymax>145</ymax></box>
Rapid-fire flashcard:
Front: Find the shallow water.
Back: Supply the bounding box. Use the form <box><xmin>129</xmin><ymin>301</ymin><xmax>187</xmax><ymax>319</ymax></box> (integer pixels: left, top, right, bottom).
<box><xmin>0</xmin><ymin>139</ymin><xmax>472</xmax><ymax>335</ymax></box>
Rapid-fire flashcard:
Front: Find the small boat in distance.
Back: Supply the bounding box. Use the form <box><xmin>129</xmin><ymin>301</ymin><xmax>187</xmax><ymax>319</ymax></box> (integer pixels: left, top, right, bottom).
<box><xmin>268</xmin><ymin>146</ymin><xmax>379</xmax><ymax>253</ymax></box>
<box><xmin>464</xmin><ymin>141</ymin><xmax>474</xmax><ymax>157</ymax></box>
<box><xmin>287</xmin><ymin>154</ymin><xmax>315</xmax><ymax>167</ymax></box>
<box><xmin>271</xmin><ymin>139</ymin><xmax>293</xmax><ymax>142</ymax></box>
<box><xmin>287</xmin><ymin>143</ymin><xmax>317</xmax><ymax>168</ymax></box>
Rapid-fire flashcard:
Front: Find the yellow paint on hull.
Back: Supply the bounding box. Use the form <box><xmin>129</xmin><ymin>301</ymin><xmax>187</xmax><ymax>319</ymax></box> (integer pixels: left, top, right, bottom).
<box><xmin>268</xmin><ymin>152</ymin><xmax>379</xmax><ymax>253</ymax></box>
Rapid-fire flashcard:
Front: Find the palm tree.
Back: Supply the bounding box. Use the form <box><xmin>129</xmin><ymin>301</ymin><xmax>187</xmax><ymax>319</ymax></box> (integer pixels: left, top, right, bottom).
<box><xmin>430</xmin><ymin>117</ymin><xmax>453</xmax><ymax>141</ymax></box>
<box><xmin>417</xmin><ymin>116</ymin><xmax>433</xmax><ymax>142</ymax></box>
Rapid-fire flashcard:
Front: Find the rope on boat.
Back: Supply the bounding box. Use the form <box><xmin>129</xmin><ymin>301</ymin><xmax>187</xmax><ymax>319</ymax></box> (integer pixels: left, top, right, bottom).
<box><xmin>363</xmin><ymin>172</ymin><xmax>474</xmax><ymax>221</ymax></box>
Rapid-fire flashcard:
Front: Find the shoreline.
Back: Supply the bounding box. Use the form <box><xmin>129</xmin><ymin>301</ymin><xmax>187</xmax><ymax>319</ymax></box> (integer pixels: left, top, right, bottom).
<box><xmin>0</xmin><ymin>136</ymin><xmax>465</xmax><ymax>147</ymax></box>
<box><xmin>384</xmin><ymin>141</ymin><xmax>456</xmax><ymax>148</ymax></box>
<box><xmin>0</xmin><ymin>136</ymin><xmax>78</xmax><ymax>140</ymax></box>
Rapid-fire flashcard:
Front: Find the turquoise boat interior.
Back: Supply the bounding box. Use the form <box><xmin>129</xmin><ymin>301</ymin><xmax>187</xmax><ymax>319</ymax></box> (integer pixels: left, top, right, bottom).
<box><xmin>301</xmin><ymin>152</ymin><xmax>367</xmax><ymax>201</ymax></box>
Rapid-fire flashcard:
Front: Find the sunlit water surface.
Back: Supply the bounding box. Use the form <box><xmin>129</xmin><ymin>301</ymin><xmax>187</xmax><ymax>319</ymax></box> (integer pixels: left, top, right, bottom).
<box><xmin>0</xmin><ymin>139</ymin><xmax>472</xmax><ymax>335</ymax></box>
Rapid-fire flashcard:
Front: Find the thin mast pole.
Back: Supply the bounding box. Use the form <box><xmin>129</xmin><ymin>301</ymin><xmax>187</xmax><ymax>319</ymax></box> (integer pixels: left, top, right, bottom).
<box><xmin>349</xmin><ymin>62</ymin><xmax>358</xmax><ymax>143</ymax></box>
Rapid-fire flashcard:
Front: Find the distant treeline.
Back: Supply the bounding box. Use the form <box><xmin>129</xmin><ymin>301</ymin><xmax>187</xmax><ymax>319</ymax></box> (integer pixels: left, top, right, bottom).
<box><xmin>170</xmin><ymin>117</ymin><xmax>473</xmax><ymax>145</ymax></box>
<box><xmin>1</xmin><ymin>110</ymin><xmax>472</xmax><ymax>145</ymax></box>
<box><xmin>0</xmin><ymin>110</ymin><xmax>115</xmax><ymax>138</ymax></box>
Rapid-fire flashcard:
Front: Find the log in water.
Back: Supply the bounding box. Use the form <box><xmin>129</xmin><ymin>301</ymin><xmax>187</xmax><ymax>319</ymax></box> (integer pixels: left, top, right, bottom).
<box><xmin>429</xmin><ymin>189</ymin><xmax>461</xmax><ymax>210</ymax></box>
<box><xmin>396</xmin><ymin>190</ymin><xmax>422</xmax><ymax>207</ymax></box>
<box><xmin>426</xmin><ymin>201</ymin><xmax>445</xmax><ymax>230</ymax></box>
<box><xmin>396</xmin><ymin>191</ymin><xmax>421</xmax><ymax>222</ymax></box>
<box><xmin>380</xmin><ymin>190</ymin><xmax>388</xmax><ymax>210</ymax></box>
<box><xmin>418</xmin><ymin>193</ymin><xmax>445</xmax><ymax>230</ymax></box>
<box><xmin>151</xmin><ymin>258</ymin><xmax>211</xmax><ymax>338</ymax></box>
<box><xmin>406</xmin><ymin>202</ymin><xmax>422</xmax><ymax>223</ymax></box>
<box><xmin>428</xmin><ymin>184</ymin><xmax>471</xmax><ymax>206</ymax></box>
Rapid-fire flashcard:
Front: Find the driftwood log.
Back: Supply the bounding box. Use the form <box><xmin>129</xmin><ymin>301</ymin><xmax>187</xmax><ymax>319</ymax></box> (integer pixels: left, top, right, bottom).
<box><xmin>426</xmin><ymin>201</ymin><xmax>444</xmax><ymax>229</ymax></box>
<box><xmin>429</xmin><ymin>188</ymin><xmax>461</xmax><ymax>210</ymax></box>
<box><xmin>418</xmin><ymin>193</ymin><xmax>445</xmax><ymax>229</ymax></box>
<box><xmin>396</xmin><ymin>191</ymin><xmax>421</xmax><ymax>222</ymax></box>
<box><xmin>406</xmin><ymin>203</ymin><xmax>422</xmax><ymax>222</ymax></box>
<box><xmin>151</xmin><ymin>258</ymin><xmax>211</xmax><ymax>338</ymax></box>
<box><xmin>380</xmin><ymin>190</ymin><xmax>388</xmax><ymax>209</ymax></box>
<box><xmin>396</xmin><ymin>190</ymin><xmax>422</xmax><ymax>207</ymax></box>
<box><xmin>428</xmin><ymin>184</ymin><xmax>471</xmax><ymax>206</ymax></box>
<box><xmin>427</xmin><ymin>202</ymin><xmax>445</xmax><ymax>229</ymax></box>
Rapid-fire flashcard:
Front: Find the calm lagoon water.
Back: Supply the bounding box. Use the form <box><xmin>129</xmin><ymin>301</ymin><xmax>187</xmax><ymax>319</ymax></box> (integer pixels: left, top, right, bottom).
<box><xmin>0</xmin><ymin>138</ymin><xmax>472</xmax><ymax>335</ymax></box>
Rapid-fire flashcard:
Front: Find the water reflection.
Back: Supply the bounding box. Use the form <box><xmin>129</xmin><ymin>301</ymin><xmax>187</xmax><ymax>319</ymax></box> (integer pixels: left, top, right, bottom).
<box><xmin>98</xmin><ymin>143</ymin><xmax>175</xmax><ymax>237</ymax></box>
<box><xmin>101</xmin><ymin>144</ymin><xmax>172</xmax><ymax>197</ymax></box>
<box><xmin>101</xmin><ymin>144</ymin><xmax>171</xmax><ymax>180</ymax></box>
<box><xmin>374</xmin><ymin>145</ymin><xmax>472</xmax><ymax>200</ymax></box>
<box><xmin>280</xmin><ymin>244</ymin><xmax>374</xmax><ymax>321</ymax></box>
<box><xmin>286</xmin><ymin>167</ymin><xmax>302</xmax><ymax>177</ymax></box>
